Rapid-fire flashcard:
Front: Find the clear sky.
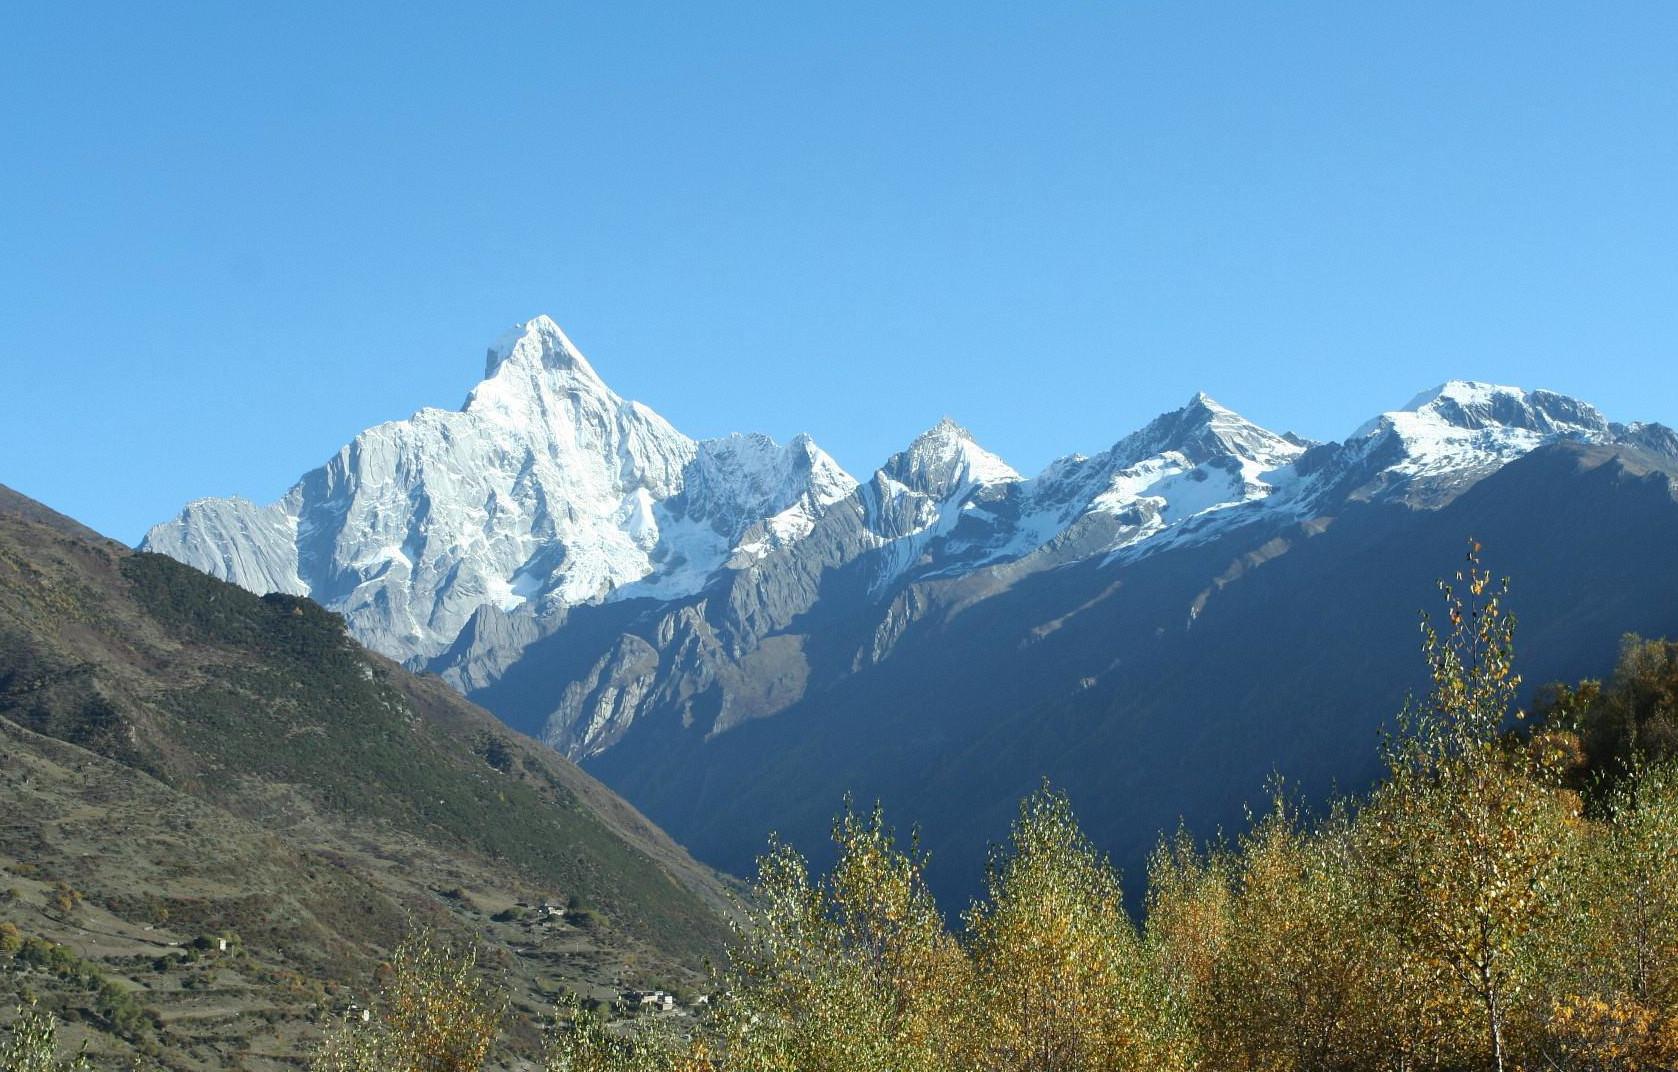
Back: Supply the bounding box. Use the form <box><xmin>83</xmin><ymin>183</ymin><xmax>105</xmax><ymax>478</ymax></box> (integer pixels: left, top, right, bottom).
<box><xmin>4</xmin><ymin>3</ymin><xmax>1676</xmax><ymax>543</ymax></box>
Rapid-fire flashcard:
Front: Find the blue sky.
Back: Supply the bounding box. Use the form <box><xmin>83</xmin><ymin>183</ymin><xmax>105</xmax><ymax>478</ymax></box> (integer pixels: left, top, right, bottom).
<box><xmin>4</xmin><ymin>3</ymin><xmax>1676</xmax><ymax>543</ymax></box>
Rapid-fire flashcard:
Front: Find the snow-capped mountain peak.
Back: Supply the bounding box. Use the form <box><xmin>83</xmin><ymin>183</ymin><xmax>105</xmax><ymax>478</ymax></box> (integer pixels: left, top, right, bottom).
<box><xmin>1120</xmin><ymin>392</ymin><xmax>1303</xmax><ymax>469</ymax></box>
<box><xmin>882</xmin><ymin>418</ymin><xmax>1020</xmax><ymax>498</ymax></box>
<box><xmin>787</xmin><ymin>433</ymin><xmax>862</xmax><ymax>504</ymax></box>
<box><xmin>999</xmin><ymin>394</ymin><xmax>1303</xmax><ymax>562</ymax></box>
<box><xmin>1340</xmin><ymin>381</ymin><xmax>1616</xmax><ymax>503</ymax></box>
<box><xmin>671</xmin><ymin>432</ymin><xmax>856</xmax><ymax>531</ymax></box>
<box><xmin>483</xmin><ymin>314</ymin><xmax>597</xmax><ymax>380</ymax></box>
<box><xmin>856</xmin><ymin>395</ymin><xmax>1310</xmax><ymax>587</ymax></box>
<box><xmin>1394</xmin><ymin>380</ymin><xmax>1609</xmax><ymax>436</ymax></box>
<box><xmin>465</xmin><ymin>316</ymin><xmax>638</xmax><ymax>437</ymax></box>
<box><xmin>143</xmin><ymin>315</ymin><xmax>852</xmax><ymax>661</ymax></box>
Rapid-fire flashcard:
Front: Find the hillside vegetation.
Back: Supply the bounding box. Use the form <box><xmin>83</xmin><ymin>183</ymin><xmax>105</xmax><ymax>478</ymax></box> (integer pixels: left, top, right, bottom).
<box><xmin>0</xmin><ymin>488</ymin><xmax>733</xmax><ymax>1070</ymax></box>
<box><xmin>154</xmin><ymin>547</ymin><xmax>1678</xmax><ymax>1072</ymax></box>
<box><xmin>8</xmin><ymin>488</ymin><xmax>1678</xmax><ymax>1071</ymax></box>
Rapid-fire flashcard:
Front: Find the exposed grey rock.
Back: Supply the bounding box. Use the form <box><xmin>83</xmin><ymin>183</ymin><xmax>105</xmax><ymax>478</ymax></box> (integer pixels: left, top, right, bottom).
<box><xmin>143</xmin><ymin>326</ymin><xmax>1678</xmax><ymax>900</ymax></box>
<box><xmin>143</xmin><ymin>316</ymin><xmax>855</xmax><ymax>662</ymax></box>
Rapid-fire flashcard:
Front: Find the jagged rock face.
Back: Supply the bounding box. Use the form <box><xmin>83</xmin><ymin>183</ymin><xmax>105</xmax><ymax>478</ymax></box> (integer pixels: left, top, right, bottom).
<box><xmin>143</xmin><ymin>316</ymin><xmax>855</xmax><ymax>661</ymax></box>
<box><xmin>578</xmin><ymin>440</ymin><xmax>1678</xmax><ymax>904</ymax></box>
<box><xmin>146</xmin><ymin>325</ymin><xmax>1678</xmax><ymax>896</ymax></box>
<box><xmin>147</xmin><ymin>334</ymin><xmax>1677</xmax><ymax>745</ymax></box>
<box><xmin>433</xmin><ymin>370</ymin><xmax>1675</xmax><ymax>770</ymax></box>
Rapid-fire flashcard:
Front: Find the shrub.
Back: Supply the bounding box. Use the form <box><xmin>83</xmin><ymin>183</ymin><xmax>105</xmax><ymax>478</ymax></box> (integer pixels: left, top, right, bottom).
<box><xmin>48</xmin><ymin>884</ymin><xmax>80</xmax><ymax>917</ymax></box>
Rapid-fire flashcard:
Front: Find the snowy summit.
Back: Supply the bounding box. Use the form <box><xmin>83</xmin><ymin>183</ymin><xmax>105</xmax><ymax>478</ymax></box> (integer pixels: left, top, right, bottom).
<box><xmin>144</xmin><ymin>322</ymin><xmax>1674</xmax><ymax>671</ymax></box>
<box><xmin>143</xmin><ymin>316</ymin><xmax>854</xmax><ymax>661</ymax></box>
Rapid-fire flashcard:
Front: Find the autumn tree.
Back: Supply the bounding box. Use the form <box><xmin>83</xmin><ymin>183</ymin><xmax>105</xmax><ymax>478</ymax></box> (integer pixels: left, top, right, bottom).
<box><xmin>1202</xmin><ymin>798</ymin><xmax>1415</xmax><ymax>1072</ymax></box>
<box><xmin>541</xmin><ymin>996</ymin><xmax>637</xmax><ymax>1072</ymax></box>
<box><xmin>711</xmin><ymin>803</ymin><xmax>970</xmax><ymax>1072</ymax></box>
<box><xmin>1538</xmin><ymin>635</ymin><xmax>1678</xmax><ymax>790</ymax></box>
<box><xmin>965</xmin><ymin>786</ymin><xmax>1183</xmax><ymax>1072</ymax></box>
<box><xmin>1359</xmin><ymin>542</ymin><xmax>1581</xmax><ymax>1072</ymax></box>
<box><xmin>1143</xmin><ymin>825</ymin><xmax>1231</xmax><ymax>1065</ymax></box>
<box><xmin>312</xmin><ymin>931</ymin><xmax>504</xmax><ymax>1072</ymax></box>
<box><xmin>1543</xmin><ymin>760</ymin><xmax>1678</xmax><ymax>1069</ymax></box>
<box><xmin>541</xmin><ymin>994</ymin><xmax>711</xmax><ymax>1072</ymax></box>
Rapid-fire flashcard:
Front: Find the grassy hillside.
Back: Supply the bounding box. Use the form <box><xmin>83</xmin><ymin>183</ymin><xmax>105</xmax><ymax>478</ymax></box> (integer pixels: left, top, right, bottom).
<box><xmin>0</xmin><ymin>487</ymin><xmax>735</xmax><ymax>1069</ymax></box>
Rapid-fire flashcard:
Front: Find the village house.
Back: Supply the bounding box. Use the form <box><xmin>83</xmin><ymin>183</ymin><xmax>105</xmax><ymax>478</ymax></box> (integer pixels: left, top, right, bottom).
<box><xmin>619</xmin><ymin>989</ymin><xmax>677</xmax><ymax>1013</ymax></box>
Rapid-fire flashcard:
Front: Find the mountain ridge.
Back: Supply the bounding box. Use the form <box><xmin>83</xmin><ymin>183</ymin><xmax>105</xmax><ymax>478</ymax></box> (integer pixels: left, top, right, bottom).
<box><xmin>144</xmin><ymin>316</ymin><xmax>1676</xmax><ymax>682</ymax></box>
<box><xmin>137</xmin><ymin>317</ymin><xmax>1678</xmax><ymax>898</ymax></box>
<box><xmin>141</xmin><ymin>321</ymin><xmax>1678</xmax><ymax>761</ymax></box>
<box><xmin>580</xmin><ymin>438</ymin><xmax>1678</xmax><ymax>899</ymax></box>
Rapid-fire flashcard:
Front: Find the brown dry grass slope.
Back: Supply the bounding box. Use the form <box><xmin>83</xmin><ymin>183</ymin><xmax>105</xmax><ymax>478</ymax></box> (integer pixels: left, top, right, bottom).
<box><xmin>0</xmin><ymin>485</ymin><xmax>737</xmax><ymax>1070</ymax></box>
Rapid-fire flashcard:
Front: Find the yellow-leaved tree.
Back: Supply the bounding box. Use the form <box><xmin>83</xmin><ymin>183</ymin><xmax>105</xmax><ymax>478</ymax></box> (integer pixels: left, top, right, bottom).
<box><xmin>1</xmin><ymin>1001</ymin><xmax>91</xmax><ymax>1072</ymax></box>
<box><xmin>312</xmin><ymin>931</ymin><xmax>504</xmax><ymax>1072</ymax></box>
<box><xmin>1545</xmin><ymin>760</ymin><xmax>1678</xmax><ymax>1069</ymax></box>
<box><xmin>1207</xmin><ymin>799</ymin><xmax>1400</xmax><ymax>1072</ymax></box>
<box><xmin>711</xmin><ymin>803</ymin><xmax>970</xmax><ymax>1072</ymax></box>
<box><xmin>964</xmin><ymin>786</ymin><xmax>1185</xmax><ymax>1072</ymax></box>
<box><xmin>1359</xmin><ymin>542</ymin><xmax>1581</xmax><ymax>1072</ymax></box>
<box><xmin>1144</xmin><ymin>826</ymin><xmax>1231</xmax><ymax>1065</ymax></box>
<box><xmin>541</xmin><ymin>994</ymin><xmax>708</xmax><ymax>1072</ymax></box>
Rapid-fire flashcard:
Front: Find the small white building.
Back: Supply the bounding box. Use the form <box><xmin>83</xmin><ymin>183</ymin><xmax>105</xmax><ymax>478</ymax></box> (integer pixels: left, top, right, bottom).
<box><xmin>621</xmin><ymin>989</ymin><xmax>677</xmax><ymax>1013</ymax></box>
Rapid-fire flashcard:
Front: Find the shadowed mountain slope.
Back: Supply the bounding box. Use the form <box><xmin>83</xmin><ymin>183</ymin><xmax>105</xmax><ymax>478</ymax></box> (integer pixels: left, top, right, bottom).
<box><xmin>580</xmin><ymin>442</ymin><xmax>1678</xmax><ymax>899</ymax></box>
<box><xmin>135</xmin><ymin>319</ymin><xmax>1678</xmax><ymax>908</ymax></box>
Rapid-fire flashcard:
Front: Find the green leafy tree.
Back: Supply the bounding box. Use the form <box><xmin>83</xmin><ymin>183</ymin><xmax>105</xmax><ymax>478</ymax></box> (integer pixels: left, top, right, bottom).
<box><xmin>1</xmin><ymin>1002</ymin><xmax>91</xmax><ymax>1072</ymax></box>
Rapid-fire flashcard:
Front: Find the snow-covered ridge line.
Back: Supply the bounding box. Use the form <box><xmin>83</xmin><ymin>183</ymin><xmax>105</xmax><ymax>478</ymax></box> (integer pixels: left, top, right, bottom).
<box><xmin>143</xmin><ymin>314</ymin><xmax>1673</xmax><ymax>668</ymax></box>
<box><xmin>842</xmin><ymin>379</ymin><xmax>1669</xmax><ymax>591</ymax></box>
<box><xmin>143</xmin><ymin>315</ymin><xmax>855</xmax><ymax>662</ymax></box>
